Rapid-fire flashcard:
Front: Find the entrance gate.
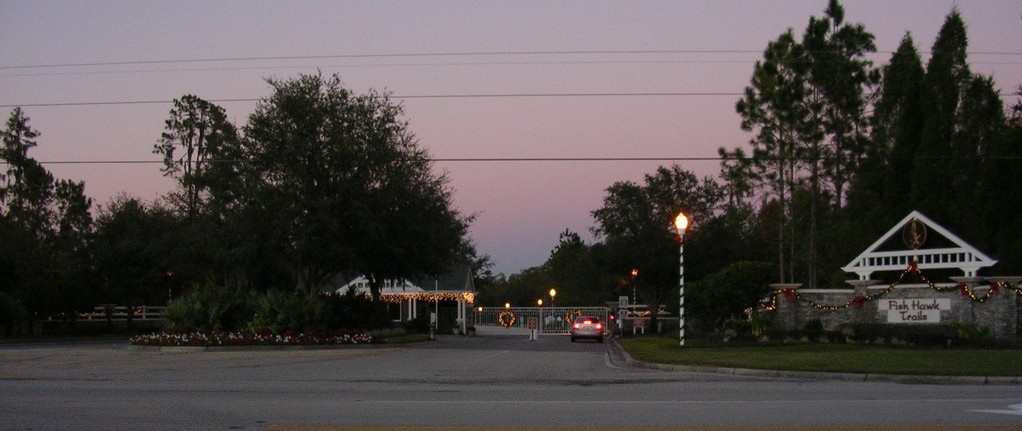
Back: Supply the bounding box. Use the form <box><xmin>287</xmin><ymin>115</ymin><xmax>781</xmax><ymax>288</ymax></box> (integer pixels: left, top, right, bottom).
<box><xmin>475</xmin><ymin>307</ymin><xmax>608</xmax><ymax>334</ymax></box>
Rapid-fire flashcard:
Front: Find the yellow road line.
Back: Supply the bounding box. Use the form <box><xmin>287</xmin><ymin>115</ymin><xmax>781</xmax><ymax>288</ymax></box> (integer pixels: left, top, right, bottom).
<box><xmin>265</xmin><ymin>425</ymin><xmax>1022</xmax><ymax>431</ymax></box>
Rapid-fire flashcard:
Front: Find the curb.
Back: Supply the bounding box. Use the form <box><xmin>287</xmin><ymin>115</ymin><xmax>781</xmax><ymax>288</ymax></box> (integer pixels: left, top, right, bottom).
<box><xmin>606</xmin><ymin>337</ymin><xmax>1021</xmax><ymax>385</ymax></box>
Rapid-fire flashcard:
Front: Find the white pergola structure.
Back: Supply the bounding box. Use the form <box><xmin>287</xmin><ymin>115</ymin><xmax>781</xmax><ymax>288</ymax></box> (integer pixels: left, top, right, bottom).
<box><xmin>842</xmin><ymin>211</ymin><xmax>997</xmax><ymax>280</ymax></box>
<box><xmin>333</xmin><ymin>275</ymin><xmax>475</xmax><ymax>334</ymax></box>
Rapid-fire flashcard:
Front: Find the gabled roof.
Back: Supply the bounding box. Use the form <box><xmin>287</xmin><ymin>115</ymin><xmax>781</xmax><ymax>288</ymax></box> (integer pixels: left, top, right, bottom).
<box><xmin>842</xmin><ymin>211</ymin><xmax>997</xmax><ymax>279</ymax></box>
<box><xmin>322</xmin><ymin>264</ymin><xmax>475</xmax><ymax>295</ymax></box>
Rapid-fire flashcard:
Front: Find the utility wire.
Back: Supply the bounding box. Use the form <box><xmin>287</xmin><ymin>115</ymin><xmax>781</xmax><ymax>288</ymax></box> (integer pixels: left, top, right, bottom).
<box><xmin>16</xmin><ymin>155</ymin><xmax>1022</xmax><ymax>166</ymax></box>
<box><xmin>2</xmin><ymin>49</ymin><xmax>1019</xmax><ymax>70</ymax></box>
<box><xmin>0</xmin><ymin>93</ymin><xmax>744</xmax><ymax>108</ymax></box>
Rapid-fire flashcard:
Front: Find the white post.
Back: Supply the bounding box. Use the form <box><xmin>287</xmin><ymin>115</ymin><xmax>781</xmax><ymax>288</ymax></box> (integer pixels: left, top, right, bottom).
<box><xmin>678</xmin><ymin>239</ymin><xmax>685</xmax><ymax>347</ymax></box>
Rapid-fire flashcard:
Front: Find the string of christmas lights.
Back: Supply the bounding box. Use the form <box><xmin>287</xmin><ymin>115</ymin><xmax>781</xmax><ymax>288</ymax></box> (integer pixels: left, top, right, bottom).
<box><xmin>376</xmin><ymin>291</ymin><xmax>475</xmax><ymax>304</ymax></box>
<box><xmin>762</xmin><ymin>262</ymin><xmax>1020</xmax><ymax>312</ymax></box>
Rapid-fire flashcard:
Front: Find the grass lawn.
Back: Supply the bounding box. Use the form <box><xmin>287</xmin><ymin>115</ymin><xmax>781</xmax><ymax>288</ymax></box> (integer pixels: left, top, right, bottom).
<box><xmin>616</xmin><ymin>335</ymin><xmax>1022</xmax><ymax>376</ymax></box>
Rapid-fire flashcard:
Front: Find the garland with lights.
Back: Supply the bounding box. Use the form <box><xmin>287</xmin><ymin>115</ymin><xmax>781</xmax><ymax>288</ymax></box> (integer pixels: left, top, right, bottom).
<box><xmin>565</xmin><ymin>309</ymin><xmax>583</xmax><ymax>324</ymax></box>
<box><xmin>499</xmin><ymin>310</ymin><xmax>516</xmax><ymax>328</ymax></box>
<box><xmin>762</xmin><ymin>261</ymin><xmax>1021</xmax><ymax>312</ymax></box>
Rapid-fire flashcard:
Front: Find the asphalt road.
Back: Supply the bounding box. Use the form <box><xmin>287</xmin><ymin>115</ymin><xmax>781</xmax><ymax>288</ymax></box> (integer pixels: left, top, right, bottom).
<box><xmin>2</xmin><ymin>327</ymin><xmax>1021</xmax><ymax>430</ymax></box>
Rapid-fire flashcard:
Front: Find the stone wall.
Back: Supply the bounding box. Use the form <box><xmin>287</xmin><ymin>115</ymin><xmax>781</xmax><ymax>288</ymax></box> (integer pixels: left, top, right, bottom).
<box><xmin>770</xmin><ymin>282</ymin><xmax>1019</xmax><ymax>339</ymax></box>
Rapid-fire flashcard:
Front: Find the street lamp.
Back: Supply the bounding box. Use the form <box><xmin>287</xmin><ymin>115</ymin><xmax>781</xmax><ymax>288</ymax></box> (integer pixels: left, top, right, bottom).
<box><xmin>630</xmin><ymin>269</ymin><xmax>638</xmax><ymax>305</ymax></box>
<box><xmin>674</xmin><ymin>212</ymin><xmax>689</xmax><ymax>347</ymax></box>
<box><xmin>536</xmin><ymin>299</ymin><xmax>543</xmax><ymax>307</ymax></box>
<box><xmin>549</xmin><ymin>288</ymin><xmax>557</xmax><ymax>308</ymax></box>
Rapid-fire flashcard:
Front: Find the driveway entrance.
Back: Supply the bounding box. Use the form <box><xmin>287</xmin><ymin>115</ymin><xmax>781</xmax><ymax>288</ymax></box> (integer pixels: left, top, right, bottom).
<box><xmin>474</xmin><ymin>306</ymin><xmax>608</xmax><ymax>334</ymax></box>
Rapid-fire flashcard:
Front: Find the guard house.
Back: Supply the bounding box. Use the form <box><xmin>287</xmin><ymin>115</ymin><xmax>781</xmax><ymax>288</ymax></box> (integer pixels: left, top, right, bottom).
<box><xmin>326</xmin><ymin>265</ymin><xmax>475</xmax><ymax>334</ymax></box>
<box><xmin>766</xmin><ymin>211</ymin><xmax>1021</xmax><ymax>338</ymax></box>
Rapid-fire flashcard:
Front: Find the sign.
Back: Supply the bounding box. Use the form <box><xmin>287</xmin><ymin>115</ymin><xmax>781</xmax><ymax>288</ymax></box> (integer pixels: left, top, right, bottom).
<box><xmin>885</xmin><ymin>299</ymin><xmax>950</xmax><ymax>323</ymax></box>
<box><xmin>619</xmin><ymin>296</ymin><xmax>629</xmax><ymax>308</ymax></box>
<box><xmin>527</xmin><ymin>317</ymin><xmax>538</xmax><ymax>330</ymax></box>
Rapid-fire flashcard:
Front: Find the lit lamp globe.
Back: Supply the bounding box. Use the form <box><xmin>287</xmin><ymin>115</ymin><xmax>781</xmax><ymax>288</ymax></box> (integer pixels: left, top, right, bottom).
<box><xmin>674</xmin><ymin>212</ymin><xmax>689</xmax><ymax>235</ymax></box>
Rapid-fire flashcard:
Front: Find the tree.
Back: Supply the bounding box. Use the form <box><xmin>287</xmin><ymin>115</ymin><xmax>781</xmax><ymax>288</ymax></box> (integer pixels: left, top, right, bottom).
<box><xmin>688</xmin><ymin>261</ymin><xmax>774</xmax><ymax>330</ymax></box>
<box><xmin>544</xmin><ymin>230</ymin><xmax>610</xmax><ymax>306</ymax></box>
<box><xmin>591</xmin><ymin>166</ymin><xmax>721</xmax><ymax>331</ymax></box>
<box><xmin>975</xmin><ymin>87</ymin><xmax>1022</xmax><ymax>274</ymax></box>
<box><xmin>848</xmin><ymin>34</ymin><xmax>926</xmax><ymax>230</ymax></box>
<box><xmin>93</xmin><ymin>197</ymin><xmax>176</xmax><ymax>318</ymax></box>
<box><xmin>241</xmin><ymin>73</ymin><xmax>471</xmax><ymax>296</ymax></box>
<box><xmin>733</xmin><ymin>29</ymin><xmax>808</xmax><ymax>284</ymax></box>
<box><xmin>730</xmin><ymin>1</ymin><xmax>877</xmax><ymax>288</ymax></box>
<box><xmin>0</xmin><ymin>108</ymin><xmax>95</xmax><ymax>323</ymax></box>
<box><xmin>154</xmin><ymin>95</ymin><xmax>240</xmax><ymax>217</ymax></box>
<box><xmin>154</xmin><ymin>96</ymin><xmax>268</xmax><ymax>292</ymax></box>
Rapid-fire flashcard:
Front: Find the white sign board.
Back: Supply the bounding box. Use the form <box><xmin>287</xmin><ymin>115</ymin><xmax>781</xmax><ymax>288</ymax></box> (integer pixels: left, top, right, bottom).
<box><xmin>619</xmin><ymin>296</ymin><xmax>629</xmax><ymax>308</ymax></box>
<box><xmin>885</xmin><ymin>299</ymin><xmax>950</xmax><ymax>323</ymax></box>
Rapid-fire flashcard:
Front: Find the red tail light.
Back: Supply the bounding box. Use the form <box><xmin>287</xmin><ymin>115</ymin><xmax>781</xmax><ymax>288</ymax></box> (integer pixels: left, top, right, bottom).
<box><xmin>573</xmin><ymin>323</ymin><xmax>580</xmax><ymax>330</ymax></box>
<box><xmin>596</xmin><ymin>323</ymin><xmax>603</xmax><ymax>330</ymax></box>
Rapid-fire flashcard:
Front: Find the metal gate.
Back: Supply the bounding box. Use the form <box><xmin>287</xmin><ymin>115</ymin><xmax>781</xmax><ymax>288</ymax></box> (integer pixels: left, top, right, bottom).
<box><xmin>475</xmin><ymin>307</ymin><xmax>608</xmax><ymax>334</ymax></box>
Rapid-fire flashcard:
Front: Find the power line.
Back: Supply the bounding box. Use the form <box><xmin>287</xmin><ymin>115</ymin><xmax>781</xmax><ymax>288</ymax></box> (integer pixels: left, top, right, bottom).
<box><xmin>9</xmin><ymin>87</ymin><xmax>1022</xmax><ymax>109</ymax></box>
<box><xmin>2</xmin><ymin>49</ymin><xmax>1019</xmax><ymax>71</ymax></box>
<box><xmin>18</xmin><ymin>155</ymin><xmax>1022</xmax><ymax>167</ymax></box>
<box><xmin>0</xmin><ymin>93</ymin><xmax>744</xmax><ymax>108</ymax></box>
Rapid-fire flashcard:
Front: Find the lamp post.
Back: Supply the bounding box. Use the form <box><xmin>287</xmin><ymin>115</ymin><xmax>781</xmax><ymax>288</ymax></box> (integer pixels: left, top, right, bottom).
<box><xmin>549</xmin><ymin>288</ymin><xmax>557</xmax><ymax>308</ymax></box>
<box><xmin>674</xmin><ymin>212</ymin><xmax>689</xmax><ymax>347</ymax></box>
<box><xmin>630</xmin><ymin>268</ymin><xmax>638</xmax><ymax>305</ymax></box>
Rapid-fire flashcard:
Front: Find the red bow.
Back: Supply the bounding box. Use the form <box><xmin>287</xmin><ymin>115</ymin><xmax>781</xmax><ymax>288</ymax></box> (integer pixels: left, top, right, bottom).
<box><xmin>908</xmin><ymin>261</ymin><xmax>919</xmax><ymax>273</ymax></box>
<box><xmin>854</xmin><ymin>296</ymin><xmax>865</xmax><ymax>309</ymax></box>
<box><xmin>783</xmin><ymin>288</ymin><xmax>795</xmax><ymax>303</ymax></box>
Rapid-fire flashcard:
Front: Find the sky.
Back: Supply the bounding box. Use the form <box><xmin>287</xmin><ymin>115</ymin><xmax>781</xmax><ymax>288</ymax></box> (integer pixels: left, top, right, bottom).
<box><xmin>2</xmin><ymin>1</ymin><xmax>1020</xmax><ymax>276</ymax></box>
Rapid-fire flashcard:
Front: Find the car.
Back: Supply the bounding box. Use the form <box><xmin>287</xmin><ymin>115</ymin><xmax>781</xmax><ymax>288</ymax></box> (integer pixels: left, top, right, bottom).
<box><xmin>570</xmin><ymin>316</ymin><xmax>604</xmax><ymax>342</ymax></box>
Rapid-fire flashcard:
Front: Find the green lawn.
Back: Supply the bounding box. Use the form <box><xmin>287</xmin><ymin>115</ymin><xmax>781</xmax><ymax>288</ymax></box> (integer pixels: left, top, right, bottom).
<box><xmin>616</xmin><ymin>335</ymin><xmax>1022</xmax><ymax>376</ymax></box>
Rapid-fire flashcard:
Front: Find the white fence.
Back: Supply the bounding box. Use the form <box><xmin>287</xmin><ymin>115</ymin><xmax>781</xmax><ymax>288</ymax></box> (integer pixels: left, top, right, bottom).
<box><xmin>60</xmin><ymin>305</ymin><xmax>166</xmax><ymax>321</ymax></box>
<box><xmin>475</xmin><ymin>307</ymin><xmax>608</xmax><ymax>334</ymax></box>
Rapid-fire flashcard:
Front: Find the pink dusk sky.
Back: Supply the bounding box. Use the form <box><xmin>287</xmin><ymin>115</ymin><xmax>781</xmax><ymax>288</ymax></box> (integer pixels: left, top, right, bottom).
<box><xmin>2</xmin><ymin>1</ymin><xmax>1020</xmax><ymax>275</ymax></box>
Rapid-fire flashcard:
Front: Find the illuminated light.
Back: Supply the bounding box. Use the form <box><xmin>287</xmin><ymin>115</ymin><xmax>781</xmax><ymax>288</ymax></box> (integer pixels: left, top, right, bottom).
<box><xmin>674</xmin><ymin>212</ymin><xmax>689</xmax><ymax>232</ymax></box>
<box><xmin>376</xmin><ymin>291</ymin><xmax>474</xmax><ymax>304</ymax></box>
<box><xmin>498</xmin><ymin>310</ymin><xmax>516</xmax><ymax>328</ymax></box>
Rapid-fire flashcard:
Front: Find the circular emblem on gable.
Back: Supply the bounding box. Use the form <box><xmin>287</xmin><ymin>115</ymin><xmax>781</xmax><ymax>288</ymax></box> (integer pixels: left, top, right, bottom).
<box><xmin>902</xmin><ymin>218</ymin><xmax>927</xmax><ymax>249</ymax></box>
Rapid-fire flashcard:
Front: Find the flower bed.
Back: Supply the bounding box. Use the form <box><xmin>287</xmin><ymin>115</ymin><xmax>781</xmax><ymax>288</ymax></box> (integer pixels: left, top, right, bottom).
<box><xmin>129</xmin><ymin>330</ymin><xmax>374</xmax><ymax>347</ymax></box>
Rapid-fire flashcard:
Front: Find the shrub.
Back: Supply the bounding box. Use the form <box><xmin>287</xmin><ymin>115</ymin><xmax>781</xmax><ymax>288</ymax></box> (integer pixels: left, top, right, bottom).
<box><xmin>164</xmin><ymin>285</ymin><xmax>396</xmax><ymax>334</ymax></box>
<box><xmin>163</xmin><ymin>284</ymin><xmax>253</xmax><ymax>332</ymax></box>
<box><xmin>843</xmin><ymin>323</ymin><xmax>958</xmax><ymax>346</ymax></box>
<box><xmin>247</xmin><ymin>290</ymin><xmax>324</xmax><ymax>333</ymax></box>
<box><xmin>804</xmin><ymin>319</ymin><xmax>824</xmax><ymax>332</ymax></box>
<box><xmin>320</xmin><ymin>291</ymin><xmax>393</xmax><ymax>330</ymax></box>
<box><xmin>0</xmin><ymin>291</ymin><xmax>28</xmax><ymax>332</ymax></box>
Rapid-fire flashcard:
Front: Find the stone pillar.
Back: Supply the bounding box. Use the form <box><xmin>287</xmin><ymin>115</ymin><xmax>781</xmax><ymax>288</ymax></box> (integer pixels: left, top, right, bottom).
<box><xmin>769</xmin><ymin>283</ymin><xmax>803</xmax><ymax>331</ymax></box>
<box><xmin>950</xmin><ymin>276</ymin><xmax>984</xmax><ymax>328</ymax></box>
<box><xmin>846</xmin><ymin>279</ymin><xmax>879</xmax><ymax>325</ymax></box>
<box><xmin>984</xmin><ymin>276</ymin><xmax>1022</xmax><ymax>337</ymax></box>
